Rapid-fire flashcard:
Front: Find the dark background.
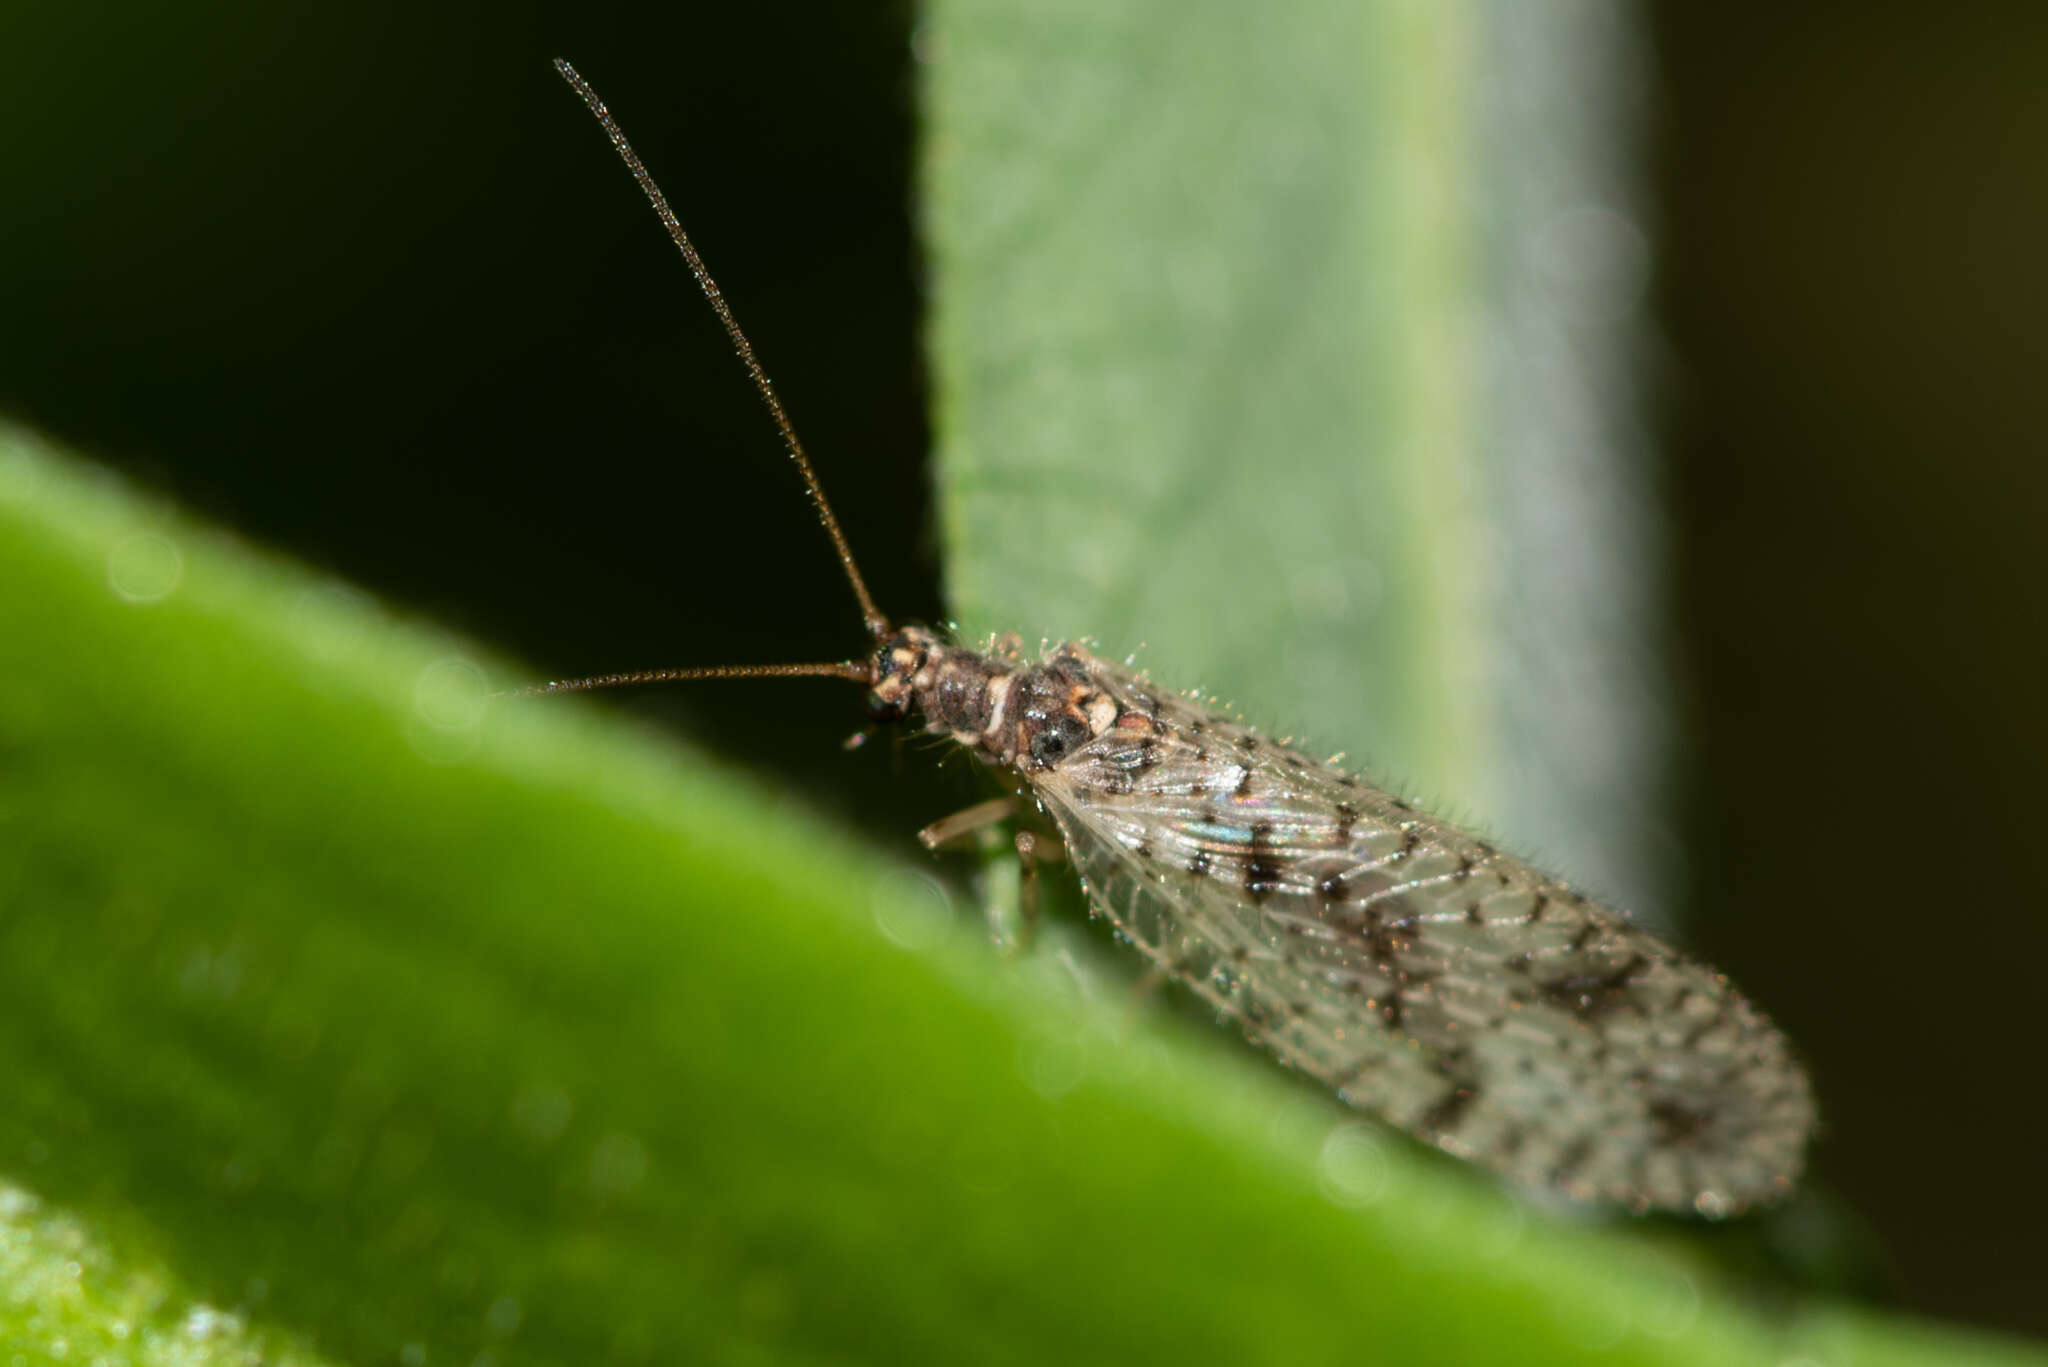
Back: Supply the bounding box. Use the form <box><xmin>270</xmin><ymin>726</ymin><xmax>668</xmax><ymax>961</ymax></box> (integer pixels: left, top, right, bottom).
<box><xmin>4</xmin><ymin>1</ymin><xmax>2043</xmax><ymax>1341</ymax></box>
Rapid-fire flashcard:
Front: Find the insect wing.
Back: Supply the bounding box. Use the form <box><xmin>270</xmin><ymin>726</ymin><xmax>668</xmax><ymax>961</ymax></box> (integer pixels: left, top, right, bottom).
<box><xmin>1029</xmin><ymin>652</ymin><xmax>1813</xmax><ymax>1213</ymax></box>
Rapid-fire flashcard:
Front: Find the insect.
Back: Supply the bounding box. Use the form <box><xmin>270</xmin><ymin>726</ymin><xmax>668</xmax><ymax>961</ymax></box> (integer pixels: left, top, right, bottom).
<box><xmin>543</xmin><ymin>60</ymin><xmax>1815</xmax><ymax>1216</ymax></box>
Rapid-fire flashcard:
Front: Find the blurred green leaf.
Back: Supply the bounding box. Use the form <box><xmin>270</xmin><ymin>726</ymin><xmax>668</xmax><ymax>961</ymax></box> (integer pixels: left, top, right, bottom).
<box><xmin>922</xmin><ymin>0</ymin><xmax>1485</xmax><ymax>802</ymax></box>
<box><xmin>1</xmin><ymin>427</ymin><xmax>2040</xmax><ymax>1364</ymax></box>
<box><xmin>920</xmin><ymin>1</ymin><xmax>1677</xmax><ymax>920</ymax></box>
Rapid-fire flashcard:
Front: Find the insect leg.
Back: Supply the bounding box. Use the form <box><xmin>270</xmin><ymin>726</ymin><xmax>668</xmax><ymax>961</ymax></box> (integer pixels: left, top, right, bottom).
<box><xmin>1012</xmin><ymin>829</ymin><xmax>1047</xmax><ymax>949</ymax></box>
<box><xmin>1006</xmin><ymin>824</ymin><xmax>1077</xmax><ymax>951</ymax></box>
<box><xmin>917</xmin><ymin>796</ymin><xmax>1019</xmax><ymax>851</ymax></box>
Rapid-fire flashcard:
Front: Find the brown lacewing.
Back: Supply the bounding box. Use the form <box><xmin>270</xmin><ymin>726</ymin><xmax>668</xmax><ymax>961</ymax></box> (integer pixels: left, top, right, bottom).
<box><xmin>541</xmin><ymin>60</ymin><xmax>1814</xmax><ymax>1216</ymax></box>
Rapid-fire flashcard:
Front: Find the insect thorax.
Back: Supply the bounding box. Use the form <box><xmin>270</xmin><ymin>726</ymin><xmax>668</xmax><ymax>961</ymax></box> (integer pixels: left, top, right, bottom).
<box><xmin>867</xmin><ymin>627</ymin><xmax>1121</xmax><ymax>773</ymax></box>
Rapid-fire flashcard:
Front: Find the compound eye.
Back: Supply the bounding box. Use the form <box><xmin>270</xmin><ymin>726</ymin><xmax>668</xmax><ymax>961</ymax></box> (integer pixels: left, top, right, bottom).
<box><xmin>1029</xmin><ymin>714</ymin><xmax>1090</xmax><ymax>766</ymax></box>
<box><xmin>864</xmin><ymin>691</ymin><xmax>909</xmax><ymax>724</ymax></box>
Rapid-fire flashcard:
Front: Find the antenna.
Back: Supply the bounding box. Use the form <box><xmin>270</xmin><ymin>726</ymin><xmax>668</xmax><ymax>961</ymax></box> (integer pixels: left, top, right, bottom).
<box><xmin>553</xmin><ymin>58</ymin><xmax>891</xmax><ymax>641</ymax></box>
<box><xmin>505</xmin><ymin>661</ymin><xmax>870</xmax><ymax>700</ymax></box>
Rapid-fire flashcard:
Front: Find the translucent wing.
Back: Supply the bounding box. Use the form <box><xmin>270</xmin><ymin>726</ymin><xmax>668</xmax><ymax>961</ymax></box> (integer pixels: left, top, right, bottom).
<box><xmin>1028</xmin><ymin>652</ymin><xmax>1814</xmax><ymax>1213</ymax></box>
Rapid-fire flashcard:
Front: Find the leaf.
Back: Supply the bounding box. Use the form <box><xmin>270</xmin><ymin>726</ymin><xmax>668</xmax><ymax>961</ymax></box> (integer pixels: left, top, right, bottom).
<box><xmin>920</xmin><ymin>0</ymin><xmax>1675</xmax><ymax>918</ymax></box>
<box><xmin>2</xmin><ymin>429</ymin><xmax>2040</xmax><ymax>1363</ymax></box>
<box><xmin>923</xmin><ymin>0</ymin><xmax>1486</xmax><ymax>792</ymax></box>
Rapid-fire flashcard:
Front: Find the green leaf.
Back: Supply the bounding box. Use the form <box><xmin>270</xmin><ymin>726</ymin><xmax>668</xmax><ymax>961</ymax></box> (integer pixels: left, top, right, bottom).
<box><xmin>1</xmin><ymin>429</ymin><xmax>2039</xmax><ymax>1364</ymax></box>
<box><xmin>921</xmin><ymin>0</ymin><xmax>1675</xmax><ymax>918</ymax></box>
<box><xmin>924</xmin><ymin>0</ymin><xmax>1486</xmax><ymax>801</ymax></box>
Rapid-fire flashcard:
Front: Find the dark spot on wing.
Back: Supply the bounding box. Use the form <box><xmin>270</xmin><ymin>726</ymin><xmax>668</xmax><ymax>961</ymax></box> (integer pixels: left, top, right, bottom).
<box><xmin>1243</xmin><ymin>820</ymin><xmax>1284</xmax><ymax>903</ymax></box>
<box><xmin>1419</xmin><ymin>1084</ymin><xmax>1480</xmax><ymax>1136</ymax></box>
<box><xmin>1534</xmin><ymin>952</ymin><xmax>1652</xmax><ymax>1021</ymax></box>
<box><xmin>1368</xmin><ymin>911</ymin><xmax>1410</xmax><ymax>969</ymax></box>
<box><xmin>1325</xmin><ymin>896</ymin><xmax>1411</xmax><ymax>976</ymax></box>
<box><xmin>1648</xmin><ymin>1098</ymin><xmax>1712</xmax><ymax>1149</ymax></box>
<box><xmin>1552</xmin><ymin>1137</ymin><xmax>1596</xmax><ymax>1186</ymax></box>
